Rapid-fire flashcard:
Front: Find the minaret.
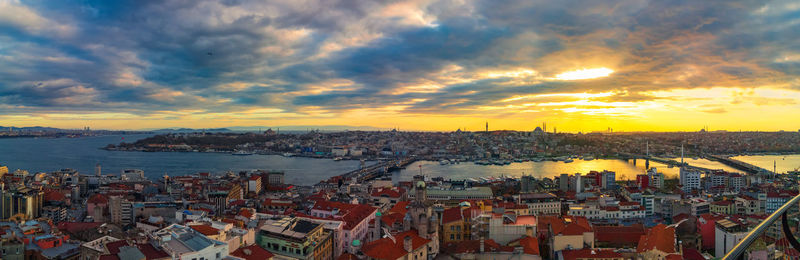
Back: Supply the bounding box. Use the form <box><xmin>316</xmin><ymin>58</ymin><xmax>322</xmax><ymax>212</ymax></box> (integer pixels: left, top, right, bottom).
<box><xmin>372</xmin><ymin>212</ymin><xmax>382</xmax><ymax>241</ymax></box>
<box><xmin>485</xmin><ymin>121</ymin><xmax>488</xmax><ymax>132</ymax></box>
<box><xmin>681</xmin><ymin>144</ymin><xmax>684</xmax><ymax>164</ymax></box>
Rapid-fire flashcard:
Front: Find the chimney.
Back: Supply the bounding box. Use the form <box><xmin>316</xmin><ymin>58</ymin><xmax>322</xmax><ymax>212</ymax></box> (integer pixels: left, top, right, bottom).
<box><xmin>480</xmin><ymin>236</ymin><xmax>485</xmax><ymax>253</ymax></box>
<box><xmin>404</xmin><ymin>236</ymin><xmax>413</xmax><ymax>253</ymax></box>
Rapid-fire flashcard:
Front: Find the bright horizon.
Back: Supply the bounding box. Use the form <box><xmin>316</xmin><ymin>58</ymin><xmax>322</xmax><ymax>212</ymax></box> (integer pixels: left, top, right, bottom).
<box><xmin>2</xmin><ymin>1</ymin><xmax>800</xmax><ymax>131</ymax></box>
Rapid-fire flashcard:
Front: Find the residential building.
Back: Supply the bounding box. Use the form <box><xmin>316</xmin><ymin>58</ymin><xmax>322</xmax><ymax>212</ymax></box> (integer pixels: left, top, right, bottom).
<box><xmin>151</xmin><ymin>224</ymin><xmax>229</xmax><ymax>260</ymax></box>
<box><xmin>680</xmin><ymin>168</ymin><xmax>701</xmax><ymax>192</ymax></box>
<box><xmin>518</xmin><ymin>193</ymin><xmax>561</xmax><ymax>215</ymax></box>
<box><xmin>256</xmin><ymin>217</ymin><xmax>333</xmax><ymax>260</ymax></box>
<box><xmin>715</xmin><ymin>219</ymin><xmax>749</xmax><ymax>258</ymax></box>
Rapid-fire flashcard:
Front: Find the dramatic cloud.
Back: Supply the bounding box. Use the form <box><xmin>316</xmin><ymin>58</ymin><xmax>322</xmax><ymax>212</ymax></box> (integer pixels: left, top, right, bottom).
<box><xmin>0</xmin><ymin>0</ymin><xmax>799</xmax><ymax>131</ymax></box>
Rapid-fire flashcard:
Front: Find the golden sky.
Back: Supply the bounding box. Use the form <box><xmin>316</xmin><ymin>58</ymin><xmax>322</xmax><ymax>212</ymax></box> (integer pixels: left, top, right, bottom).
<box><xmin>1</xmin><ymin>0</ymin><xmax>799</xmax><ymax>132</ymax></box>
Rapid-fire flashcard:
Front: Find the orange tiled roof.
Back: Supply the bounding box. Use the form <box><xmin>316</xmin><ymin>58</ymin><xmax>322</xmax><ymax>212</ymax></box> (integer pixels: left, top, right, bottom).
<box><xmin>637</xmin><ymin>224</ymin><xmax>676</xmax><ymax>254</ymax></box>
<box><xmin>362</xmin><ymin>230</ymin><xmax>430</xmax><ymax>260</ymax></box>
<box><xmin>189</xmin><ymin>224</ymin><xmax>220</xmax><ymax>236</ymax></box>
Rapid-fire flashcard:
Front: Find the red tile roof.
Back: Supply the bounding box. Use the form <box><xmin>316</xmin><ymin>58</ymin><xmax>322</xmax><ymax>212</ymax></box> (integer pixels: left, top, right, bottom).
<box><xmin>712</xmin><ymin>200</ymin><xmax>734</xmax><ymax>206</ymax></box>
<box><xmin>637</xmin><ymin>224</ymin><xmax>676</xmax><ymax>254</ymax></box>
<box><xmin>189</xmin><ymin>224</ymin><xmax>220</xmax><ymax>236</ymax></box>
<box><xmin>594</xmin><ymin>225</ymin><xmax>645</xmax><ymax>247</ymax></box>
<box><xmin>312</xmin><ymin>201</ymin><xmax>377</xmax><ymax>230</ymax></box>
<box><xmin>106</xmin><ymin>240</ymin><xmax>129</xmax><ymax>254</ymax></box>
<box><xmin>441</xmin><ymin>239</ymin><xmax>513</xmax><ymax>254</ymax></box>
<box><xmin>336</xmin><ymin>253</ymin><xmax>359</xmax><ymax>260</ymax></box>
<box><xmin>137</xmin><ymin>243</ymin><xmax>169</xmax><ymax>260</ymax></box>
<box><xmin>56</xmin><ymin>222</ymin><xmax>102</xmax><ymax>234</ymax></box>
<box><xmin>238</xmin><ymin>208</ymin><xmax>254</xmax><ymax>219</ymax></box>
<box><xmin>99</xmin><ymin>255</ymin><xmax>120</xmax><ymax>260</ymax></box>
<box><xmin>371</xmin><ymin>187</ymin><xmax>405</xmax><ymax>198</ymax></box>
<box><xmin>388</xmin><ymin>201</ymin><xmax>409</xmax><ymax>215</ymax></box>
<box><xmin>362</xmin><ymin>230</ymin><xmax>430</xmax><ymax>260</ymax></box>
<box><xmin>88</xmin><ymin>194</ymin><xmax>108</xmax><ymax>204</ymax></box>
<box><xmin>442</xmin><ymin>206</ymin><xmax>479</xmax><ymax>224</ymax></box>
<box><xmin>559</xmin><ymin>223</ymin><xmax>591</xmax><ymax>236</ymax></box>
<box><xmin>231</xmin><ymin>244</ymin><xmax>274</xmax><ymax>260</ymax></box>
<box><xmin>514</xmin><ymin>215</ymin><xmax>536</xmax><ymax>225</ymax></box>
<box><xmin>44</xmin><ymin>189</ymin><xmax>67</xmax><ymax>202</ymax></box>
<box><xmin>683</xmin><ymin>248</ymin><xmax>706</xmax><ymax>260</ymax></box>
<box><xmin>561</xmin><ymin>248</ymin><xmax>622</xmax><ymax>260</ymax></box>
<box><xmin>517</xmin><ymin>236</ymin><xmax>540</xmax><ymax>255</ymax></box>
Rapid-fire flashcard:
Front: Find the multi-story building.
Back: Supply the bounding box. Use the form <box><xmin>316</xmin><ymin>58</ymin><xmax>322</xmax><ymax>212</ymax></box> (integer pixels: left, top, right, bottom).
<box><xmin>680</xmin><ymin>167</ymin><xmax>701</xmax><ymax>192</ymax></box>
<box><xmin>602</xmin><ymin>170</ymin><xmax>616</xmax><ymax>190</ymax></box>
<box><xmin>41</xmin><ymin>206</ymin><xmax>68</xmax><ymax>224</ymax></box>
<box><xmin>518</xmin><ymin>193</ymin><xmax>561</xmax><ymax>215</ymax></box>
<box><xmin>151</xmin><ymin>224</ymin><xmax>229</xmax><ymax>260</ymax></box>
<box><xmin>710</xmin><ymin>200</ymin><xmax>735</xmax><ymax>215</ymax></box>
<box><xmin>256</xmin><ymin>217</ymin><xmax>333</xmax><ymax>260</ymax></box>
<box><xmin>309</xmin><ymin>201</ymin><xmax>376</xmax><ymax>254</ymax></box>
<box><xmin>646</xmin><ymin>168</ymin><xmax>663</xmax><ymax>189</ymax></box>
<box><xmin>441</xmin><ymin>206</ymin><xmax>478</xmax><ymax>243</ymax></box>
<box><xmin>715</xmin><ymin>219</ymin><xmax>749</xmax><ymax>258</ymax></box>
<box><xmin>733</xmin><ymin>196</ymin><xmax>760</xmax><ymax>215</ymax></box>
<box><xmin>408</xmin><ymin>186</ymin><xmax>493</xmax><ymax>203</ymax></box>
<box><xmin>0</xmin><ymin>185</ymin><xmax>44</xmax><ymax>221</ymax></box>
<box><xmin>248</xmin><ymin>175</ymin><xmax>262</xmax><ymax>195</ymax></box>
<box><xmin>766</xmin><ymin>190</ymin><xmax>797</xmax><ymax>214</ymax></box>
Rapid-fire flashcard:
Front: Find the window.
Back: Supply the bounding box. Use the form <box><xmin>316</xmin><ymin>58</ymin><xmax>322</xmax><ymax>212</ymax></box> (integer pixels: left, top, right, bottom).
<box><xmin>450</xmin><ymin>234</ymin><xmax>454</xmax><ymax>240</ymax></box>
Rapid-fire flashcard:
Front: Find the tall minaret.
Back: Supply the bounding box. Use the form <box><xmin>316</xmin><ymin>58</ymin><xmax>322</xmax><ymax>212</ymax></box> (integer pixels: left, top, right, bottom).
<box><xmin>485</xmin><ymin>121</ymin><xmax>488</xmax><ymax>132</ymax></box>
<box><xmin>681</xmin><ymin>144</ymin><xmax>684</xmax><ymax>164</ymax></box>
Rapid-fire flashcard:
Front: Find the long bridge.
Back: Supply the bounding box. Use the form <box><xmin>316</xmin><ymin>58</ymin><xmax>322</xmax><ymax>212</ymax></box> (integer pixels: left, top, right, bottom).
<box><xmin>618</xmin><ymin>153</ymin><xmax>716</xmax><ymax>172</ymax></box>
<box><xmin>338</xmin><ymin>157</ymin><xmax>418</xmax><ymax>182</ymax></box>
<box><xmin>706</xmin><ymin>155</ymin><xmax>771</xmax><ymax>175</ymax></box>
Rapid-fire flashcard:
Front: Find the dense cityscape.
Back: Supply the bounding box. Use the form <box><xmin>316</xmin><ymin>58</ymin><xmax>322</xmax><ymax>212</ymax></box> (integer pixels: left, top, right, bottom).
<box><xmin>3</xmin><ymin>0</ymin><xmax>800</xmax><ymax>259</ymax></box>
<box><xmin>2</xmin><ymin>129</ymin><xmax>800</xmax><ymax>259</ymax></box>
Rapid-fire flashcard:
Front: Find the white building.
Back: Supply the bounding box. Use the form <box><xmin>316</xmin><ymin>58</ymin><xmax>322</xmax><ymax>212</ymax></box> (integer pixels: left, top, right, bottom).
<box><xmin>715</xmin><ymin>219</ymin><xmax>748</xmax><ymax>258</ymax></box>
<box><xmin>151</xmin><ymin>224</ymin><xmax>229</xmax><ymax>260</ymax></box>
<box><xmin>680</xmin><ymin>167</ymin><xmax>701</xmax><ymax>192</ymax></box>
<box><xmin>518</xmin><ymin>193</ymin><xmax>561</xmax><ymax>215</ymax></box>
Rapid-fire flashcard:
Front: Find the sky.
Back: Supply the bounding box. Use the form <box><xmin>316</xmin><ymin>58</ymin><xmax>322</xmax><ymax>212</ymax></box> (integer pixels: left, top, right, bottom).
<box><xmin>1</xmin><ymin>0</ymin><xmax>799</xmax><ymax>132</ymax></box>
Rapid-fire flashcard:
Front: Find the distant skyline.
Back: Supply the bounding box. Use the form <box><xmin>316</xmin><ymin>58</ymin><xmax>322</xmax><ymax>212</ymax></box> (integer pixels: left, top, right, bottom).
<box><xmin>1</xmin><ymin>0</ymin><xmax>799</xmax><ymax>132</ymax></box>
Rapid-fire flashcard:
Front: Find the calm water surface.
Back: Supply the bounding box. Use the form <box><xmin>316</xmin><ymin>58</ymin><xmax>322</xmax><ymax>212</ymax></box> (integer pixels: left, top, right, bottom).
<box><xmin>0</xmin><ymin>134</ymin><xmax>365</xmax><ymax>185</ymax></box>
<box><xmin>1</xmin><ymin>135</ymin><xmax>797</xmax><ymax>185</ymax></box>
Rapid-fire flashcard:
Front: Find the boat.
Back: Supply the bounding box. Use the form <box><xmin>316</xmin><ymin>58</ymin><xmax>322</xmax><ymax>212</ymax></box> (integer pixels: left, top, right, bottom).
<box><xmin>564</xmin><ymin>158</ymin><xmax>574</xmax><ymax>163</ymax></box>
<box><xmin>282</xmin><ymin>153</ymin><xmax>294</xmax><ymax>157</ymax></box>
<box><xmin>439</xmin><ymin>159</ymin><xmax>449</xmax><ymax>165</ymax></box>
<box><xmin>583</xmin><ymin>156</ymin><xmax>594</xmax><ymax>161</ymax></box>
<box><xmin>231</xmin><ymin>150</ymin><xmax>253</xmax><ymax>156</ymax></box>
<box><xmin>333</xmin><ymin>157</ymin><xmax>343</xmax><ymax>161</ymax></box>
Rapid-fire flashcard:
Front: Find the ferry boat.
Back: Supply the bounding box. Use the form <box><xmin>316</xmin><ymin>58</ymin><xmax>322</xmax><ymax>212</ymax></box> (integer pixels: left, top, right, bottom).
<box><xmin>564</xmin><ymin>158</ymin><xmax>574</xmax><ymax>163</ymax></box>
<box><xmin>333</xmin><ymin>157</ymin><xmax>343</xmax><ymax>161</ymax></box>
<box><xmin>282</xmin><ymin>153</ymin><xmax>294</xmax><ymax>157</ymax></box>
<box><xmin>231</xmin><ymin>150</ymin><xmax>253</xmax><ymax>156</ymax></box>
<box><xmin>439</xmin><ymin>159</ymin><xmax>450</xmax><ymax>165</ymax></box>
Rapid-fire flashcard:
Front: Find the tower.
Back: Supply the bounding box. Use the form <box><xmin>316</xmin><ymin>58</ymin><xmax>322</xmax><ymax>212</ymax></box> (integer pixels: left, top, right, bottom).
<box><xmin>373</xmin><ymin>212</ymin><xmax>382</xmax><ymax>242</ymax></box>
<box><xmin>485</xmin><ymin>121</ymin><xmax>488</xmax><ymax>132</ymax></box>
<box><xmin>95</xmin><ymin>163</ymin><xmax>101</xmax><ymax>177</ymax></box>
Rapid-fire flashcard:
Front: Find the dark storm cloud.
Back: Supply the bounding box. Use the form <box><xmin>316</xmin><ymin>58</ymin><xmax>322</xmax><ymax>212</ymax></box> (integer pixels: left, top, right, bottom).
<box><xmin>0</xmin><ymin>0</ymin><xmax>798</xmax><ymax>118</ymax></box>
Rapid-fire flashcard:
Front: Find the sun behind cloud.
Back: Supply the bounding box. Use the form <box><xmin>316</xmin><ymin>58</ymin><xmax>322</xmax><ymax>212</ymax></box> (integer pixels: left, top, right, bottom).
<box><xmin>554</xmin><ymin>68</ymin><xmax>615</xmax><ymax>80</ymax></box>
